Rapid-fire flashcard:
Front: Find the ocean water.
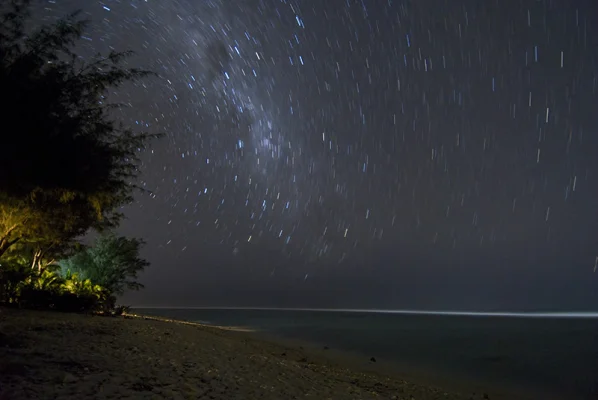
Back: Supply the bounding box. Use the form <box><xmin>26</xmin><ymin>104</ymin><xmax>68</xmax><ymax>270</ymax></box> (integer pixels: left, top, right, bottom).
<box><xmin>136</xmin><ymin>308</ymin><xmax>598</xmax><ymax>399</ymax></box>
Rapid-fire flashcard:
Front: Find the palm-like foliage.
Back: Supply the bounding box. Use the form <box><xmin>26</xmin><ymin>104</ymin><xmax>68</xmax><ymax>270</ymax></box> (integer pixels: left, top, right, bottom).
<box><xmin>61</xmin><ymin>273</ymin><xmax>104</xmax><ymax>299</ymax></box>
<box><xmin>26</xmin><ymin>269</ymin><xmax>63</xmax><ymax>291</ymax></box>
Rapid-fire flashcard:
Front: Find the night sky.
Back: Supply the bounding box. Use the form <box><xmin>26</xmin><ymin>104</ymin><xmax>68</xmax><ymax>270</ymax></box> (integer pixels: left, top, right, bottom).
<box><xmin>35</xmin><ymin>0</ymin><xmax>598</xmax><ymax>310</ymax></box>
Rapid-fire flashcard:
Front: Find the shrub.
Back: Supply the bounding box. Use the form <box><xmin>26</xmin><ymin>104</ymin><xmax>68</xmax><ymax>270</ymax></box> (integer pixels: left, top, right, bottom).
<box><xmin>0</xmin><ymin>262</ymin><xmax>113</xmax><ymax>312</ymax></box>
<box><xmin>0</xmin><ymin>259</ymin><xmax>33</xmax><ymax>304</ymax></box>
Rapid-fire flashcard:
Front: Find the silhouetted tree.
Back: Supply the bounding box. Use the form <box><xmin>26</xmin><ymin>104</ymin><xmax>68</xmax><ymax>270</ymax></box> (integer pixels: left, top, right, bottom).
<box><xmin>0</xmin><ymin>0</ymin><xmax>160</xmax><ymax>261</ymax></box>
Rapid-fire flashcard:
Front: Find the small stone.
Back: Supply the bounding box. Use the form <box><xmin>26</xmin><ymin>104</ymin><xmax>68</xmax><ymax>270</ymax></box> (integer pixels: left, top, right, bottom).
<box><xmin>370</xmin><ymin>357</ymin><xmax>376</xmax><ymax>362</ymax></box>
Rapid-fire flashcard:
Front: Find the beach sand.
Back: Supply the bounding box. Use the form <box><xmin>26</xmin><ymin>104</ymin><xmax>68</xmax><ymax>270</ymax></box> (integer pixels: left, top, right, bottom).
<box><xmin>0</xmin><ymin>308</ymin><xmax>541</xmax><ymax>400</ymax></box>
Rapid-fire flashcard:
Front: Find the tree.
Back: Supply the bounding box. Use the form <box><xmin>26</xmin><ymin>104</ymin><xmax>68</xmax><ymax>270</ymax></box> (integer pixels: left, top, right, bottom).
<box><xmin>59</xmin><ymin>233</ymin><xmax>149</xmax><ymax>296</ymax></box>
<box><xmin>0</xmin><ymin>0</ymin><xmax>160</xmax><ymax>261</ymax></box>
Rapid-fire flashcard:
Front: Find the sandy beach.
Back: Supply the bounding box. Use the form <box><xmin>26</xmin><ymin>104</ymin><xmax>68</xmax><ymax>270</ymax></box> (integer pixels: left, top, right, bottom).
<box><xmin>0</xmin><ymin>308</ymin><xmax>545</xmax><ymax>400</ymax></box>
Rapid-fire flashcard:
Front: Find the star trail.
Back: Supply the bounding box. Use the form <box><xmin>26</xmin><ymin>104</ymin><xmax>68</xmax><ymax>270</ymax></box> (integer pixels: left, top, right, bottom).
<box><xmin>34</xmin><ymin>0</ymin><xmax>598</xmax><ymax>308</ymax></box>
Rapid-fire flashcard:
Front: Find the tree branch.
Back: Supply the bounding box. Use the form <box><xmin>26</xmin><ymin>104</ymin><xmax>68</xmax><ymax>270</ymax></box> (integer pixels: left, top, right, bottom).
<box><xmin>1</xmin><ymin>222</ymin><xmax>21</xmax><ymax>239</ymax></box>
<box><xmin>0</xmin><ymin>236</ymin><xmax>20</xmax><ymax>258</ymax></box>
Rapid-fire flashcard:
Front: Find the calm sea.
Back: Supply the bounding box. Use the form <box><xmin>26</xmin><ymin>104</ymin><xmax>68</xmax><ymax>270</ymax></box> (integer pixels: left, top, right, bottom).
<box><xmin>136</xmin><ymin>308</ymin><xmax>598</xmax><ymax>399</ymax></box>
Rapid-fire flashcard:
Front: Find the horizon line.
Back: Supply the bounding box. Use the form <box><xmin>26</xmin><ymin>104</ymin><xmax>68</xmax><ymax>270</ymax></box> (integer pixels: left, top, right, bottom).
<box><xmin>130</xmin><ymin>306</ymin><xmax>598</xmax><ymax>318</ymax></box>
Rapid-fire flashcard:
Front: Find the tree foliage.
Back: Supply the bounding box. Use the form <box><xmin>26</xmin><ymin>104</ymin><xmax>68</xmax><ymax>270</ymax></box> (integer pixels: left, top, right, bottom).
<box><xmin>59</xmin><ymin>233</ymin><xmax>149</xmax><ymax>296</ymax></box>
<box><xmin>0</xmin><ymin>0</ymin><xmax>160</xmax><ymax>261</ymax></box>
<box><xmin>0</xmin><ymin>257</ymin><xmax>111</xmax><ymax>312</ymax></box>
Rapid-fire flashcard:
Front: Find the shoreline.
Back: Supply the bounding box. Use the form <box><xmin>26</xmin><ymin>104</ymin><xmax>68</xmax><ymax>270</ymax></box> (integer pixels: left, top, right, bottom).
<box><xmin>0</xmin><ymin>308</ymin><xmax>571</xmax><ymax>399</ymax></box>
<box><xmin>133</xmin><ymin>312</ymin><xmax>567</xmax><ymax>400</ymax></box>
<box><xmin>132</xmin><ymin>306</ymin><xmax>598</xmax><ymax>319</ymax></box>
<box><xmin>125</xmin><ymin>312</ymin><xmax>257</xmax><ymax>332</ymax></box>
